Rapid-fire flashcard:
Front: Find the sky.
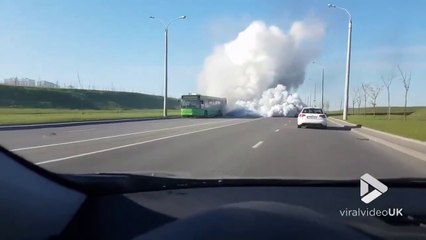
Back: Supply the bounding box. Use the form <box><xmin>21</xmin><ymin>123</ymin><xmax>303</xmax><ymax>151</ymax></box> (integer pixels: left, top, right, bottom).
<box><xmin>0</xmin><ymin>0</ymin><xmax>425</xmax><ymax>109</ymax></box>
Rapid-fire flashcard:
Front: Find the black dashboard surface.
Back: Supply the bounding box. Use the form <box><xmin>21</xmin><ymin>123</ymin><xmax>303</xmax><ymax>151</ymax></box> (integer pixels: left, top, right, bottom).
<box><xmin>59</xmin><ymin>184</ymin><xmax>426</xmax><ymax>240</ymax></box>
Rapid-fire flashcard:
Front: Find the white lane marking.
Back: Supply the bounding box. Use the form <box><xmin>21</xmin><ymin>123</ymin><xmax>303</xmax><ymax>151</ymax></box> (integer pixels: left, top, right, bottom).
<box><xmin>36</xmin><ymin>118</ymin><xmax>263</xmax><ymax>165</ymax></box>
<box><xmin>275</xmin><ymin>129</ymin><xmax>280</xmax><ymax>132</ymax></box>
<box><xmin>66</xmin><ymin>128</ymin><xmax>95</xmax><ymax>133</ymax></box>
<box><xmin>252</xmin><ymin>141</ymin><xmax>263</xmax><ymax>149</ymax></box>
<box><xmin>12</xmin><ymin>119</ymin><xmax>237</xmax><ymax>151</ymax></box>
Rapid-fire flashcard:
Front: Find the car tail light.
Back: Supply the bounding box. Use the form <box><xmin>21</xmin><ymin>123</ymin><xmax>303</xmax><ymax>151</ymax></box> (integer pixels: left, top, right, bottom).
<box><xmin>299</xmin><ymin>113</ymin><xmax>305</xmax><ymax>117</ymax></box>
<box><xmin>319</xmin><ymin>114</ymin><xmax>326</xmax><ymax>118</ymax></box>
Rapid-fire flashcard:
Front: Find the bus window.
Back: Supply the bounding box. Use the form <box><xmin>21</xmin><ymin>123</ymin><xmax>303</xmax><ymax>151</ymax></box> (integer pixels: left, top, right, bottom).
<box><xmin>181</xmin><ymin>100</ymin><xmax>201</xmax><ymax>108</ymax></box>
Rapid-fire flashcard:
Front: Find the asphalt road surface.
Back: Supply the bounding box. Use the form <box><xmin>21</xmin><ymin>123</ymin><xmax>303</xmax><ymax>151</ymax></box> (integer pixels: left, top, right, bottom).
<box><xmin>2</xmin><ymin>117</ymin><xmax>426</xmax><ymax>179</ymax></box>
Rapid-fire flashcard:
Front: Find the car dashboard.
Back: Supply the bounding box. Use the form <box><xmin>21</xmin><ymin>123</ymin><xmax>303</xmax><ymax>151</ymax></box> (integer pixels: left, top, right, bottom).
<box><xmin>1</xmin><ymin>148</ymin><xmax>426</xmax><ymax>240</ymax></box>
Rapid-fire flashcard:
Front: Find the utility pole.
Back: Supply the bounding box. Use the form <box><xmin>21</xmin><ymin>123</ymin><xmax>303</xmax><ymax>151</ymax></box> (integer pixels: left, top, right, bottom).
<box><xmin>77</xmin><ymin>72</ymin><xmax>82</xmax><ymax>89</ymax></box>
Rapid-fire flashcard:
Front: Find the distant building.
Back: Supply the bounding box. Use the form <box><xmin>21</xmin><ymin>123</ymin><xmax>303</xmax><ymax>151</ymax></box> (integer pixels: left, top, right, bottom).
<box><xmin>3</xmin><ymin>77</ymin><xmax>19</xmax><ymax>86</ymax></box>
<box><xmin>3</xmin><ymin>77</ymin><xmax>36</xmax><ymax>87</ymax></box>
<box><xmin>37</xmin><ymin>80</ymin><xmax>59</xmax><ymax>88</ymax></box>
<box><xmin>2</xmin><ymin>77</ymin><xmax>59</xmax><ymax>88</ymax></box>
<box><xmin>21</xmin><ymin>78</ymin><xmax>36</xmax><ymax>87</ymax></box>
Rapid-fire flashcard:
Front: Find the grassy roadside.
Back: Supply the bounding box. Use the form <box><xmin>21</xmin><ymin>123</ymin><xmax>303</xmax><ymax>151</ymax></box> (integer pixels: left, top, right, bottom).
<box><xmin>332</xmin><ymin>111</ymin><xmax>426</xmax><ymax>141</ymax></box>
<box><xmin>0</xmin><ymin>85</ymin><xmax>180</xmax><ymax>109</ymax></box>
<box><xmin>0</xmin><ymin>108</ymin><xmax>180</xmax><ymax>125</ymax></box>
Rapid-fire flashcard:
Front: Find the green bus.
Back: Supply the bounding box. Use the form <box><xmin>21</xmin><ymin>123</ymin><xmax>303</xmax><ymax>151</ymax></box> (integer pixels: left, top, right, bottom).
<box><xmin>181</xmin><ymin>94</ymin><xmax>227</xmax><ymax>117</ymax></box>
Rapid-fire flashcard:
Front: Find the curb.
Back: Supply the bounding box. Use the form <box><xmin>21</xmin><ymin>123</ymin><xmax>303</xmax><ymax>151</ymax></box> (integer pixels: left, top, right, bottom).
<box><xmin>0</xmin><ymin>116</ymin><xmax>181</xmax><ymax>131</ymax></box>
<box><xmin>328</xmin><ymin>118</ymin><xmax>426</xmax><ymax>162</ymax></box>
<box><xmin>328</xmin><ymin>117</ymin><xmax>358</xmax><ymax>126</ymax></box>
<box><xmin>329</xmin><ymin>117</ymin><xmax>426</xmax><ymax>146</ymax></box>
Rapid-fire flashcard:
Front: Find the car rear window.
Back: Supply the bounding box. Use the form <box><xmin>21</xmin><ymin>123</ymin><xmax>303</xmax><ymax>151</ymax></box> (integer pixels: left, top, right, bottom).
<box><xmin>302</xmin><ymin>108</ymin><xmax>323</xmax><ymax>114</ymax></box>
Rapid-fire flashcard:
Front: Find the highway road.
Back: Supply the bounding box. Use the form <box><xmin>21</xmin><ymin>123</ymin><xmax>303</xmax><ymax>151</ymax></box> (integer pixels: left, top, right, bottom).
<box><xmin>1</xmin><ymin>117</ymin><xmax>426</xmax><ymax>179</ymax></box>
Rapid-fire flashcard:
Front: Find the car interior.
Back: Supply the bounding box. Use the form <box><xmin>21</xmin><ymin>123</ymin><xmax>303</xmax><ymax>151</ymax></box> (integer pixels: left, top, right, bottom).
<box><xmin>1</xmin><ymin>146</ymin><xmax>426</xmax><ymax>240</ymax></box>
<box><xmin>1</xmin><ymin>1</ymin><xmax>425</xmax><ymax>240</ymax></box>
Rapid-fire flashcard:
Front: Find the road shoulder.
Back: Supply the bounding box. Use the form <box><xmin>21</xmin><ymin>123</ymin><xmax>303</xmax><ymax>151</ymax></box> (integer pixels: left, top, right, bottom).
<box><xmin>329</xmin><ymin>117</ymin><xmax>426</xmax><ymax>162</ymax></box>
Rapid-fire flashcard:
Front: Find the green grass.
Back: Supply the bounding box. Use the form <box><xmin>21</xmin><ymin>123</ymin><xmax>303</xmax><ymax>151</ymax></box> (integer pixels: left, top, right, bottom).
<box><xmin>0</xmin><ymin>85</ymin><xmax>182</xmax><ymax>125</ymax></box>
<box><xmin>0</xmin><ymin>85</ymin><xmax>179</xmax><ymax>109</ymax></box>
<box><xmin>331</xmin><ymin>107</ymin><xmax>426</xmax><ymax>141</ymax></box>
<box><xmin>0</xmin><ymin>108</ymin><xmax>180</xmax><ymax>125</ymax></box>
<box><xmin>327</xmin><ymin>106</ymin><xmax>424</xmax><ymax>116</ymax></box>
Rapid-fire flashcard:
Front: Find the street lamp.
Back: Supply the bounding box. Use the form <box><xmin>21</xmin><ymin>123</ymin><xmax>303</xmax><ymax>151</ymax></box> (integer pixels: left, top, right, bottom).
<box><xmin>308</xmin><ymin>78</ymin><xmax>312</xmax><ymax>106</ymax></box>
<box><xmin>328</xmin><ymin>3</ymin><xmax>352</xmax><ymax>120</ymax></box>
<box><xmin>150</xmin><ymin>15</ymin><xmax>186</xmax><ymax>117</ymax></box>
<box><xmin>314</xmin><ymin>81</ymin><xmax>317</xmax><ymax>107</ymax></box>
<box><xmin>312</xmin><ymin>61</ymin><xmax>325</xmax><ymax>110</ymax></box>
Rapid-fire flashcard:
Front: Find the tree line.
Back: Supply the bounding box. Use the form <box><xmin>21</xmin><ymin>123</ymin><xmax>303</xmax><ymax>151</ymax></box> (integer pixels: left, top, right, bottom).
<box><xmin>351</xmin><ymin>65</ymin><xmax>412</xmax><ymax>120</ymax></box>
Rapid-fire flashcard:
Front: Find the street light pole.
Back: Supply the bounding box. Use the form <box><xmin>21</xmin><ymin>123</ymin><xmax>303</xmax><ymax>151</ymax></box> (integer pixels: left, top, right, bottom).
<box><xmin>150</xmin><ymin>16</ymin><xmax>186</xmax><ymax>117</ymax></box>
<box><xmin>308</xmin><ymin>78</ymin><xmax>312</xmax><ymax>106</ymax></box>
<box><xmin>328</xmin><ymin>4</ymin><xmax>352</xmax><ymax>120</ymax></box>
<box><xmin>321</xmin><ymin>67</ymin><xmax>324</xmax><ymax>110</ymax></box>
<box><xmin>164</xmin><ymin>28</ymin><xmax>168</xmax><ymax>117</ymax></box>
<box><xmin>312</xmin><ymin>61</ymin><xmax>325</xmax><ymax>109</ymax></box>
<box><xmin>314</xmin><ymin>82</ymin><xmax>317</xmax><ymax>107</ymax></box>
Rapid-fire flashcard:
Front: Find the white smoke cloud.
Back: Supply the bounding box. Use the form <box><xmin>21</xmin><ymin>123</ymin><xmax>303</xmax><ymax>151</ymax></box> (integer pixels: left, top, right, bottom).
<box><xmin>236</xmin><ymin>84</ymin><xmax>305</xmax><ymax>117</ymax></box>
<box><xmin>197</xmin><ymin>19</ymin><xmax>325</xmax><ymax>116</ymax></box>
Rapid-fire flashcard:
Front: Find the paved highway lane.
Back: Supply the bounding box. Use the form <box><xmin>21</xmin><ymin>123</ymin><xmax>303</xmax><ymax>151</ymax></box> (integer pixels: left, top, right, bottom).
<box><xmin>2</xmin><ymin>117</ymin><xmax>426</xmax><ymax>179</ymax></box>
<box><xmin>1</xmin><ymin>118</ymin><xmax>229</xmax><ymax>150</ymax></box>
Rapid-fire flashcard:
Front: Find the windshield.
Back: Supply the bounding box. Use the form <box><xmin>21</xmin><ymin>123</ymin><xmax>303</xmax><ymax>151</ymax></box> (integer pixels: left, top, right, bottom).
<box><xmin>181</xmin><ymin>99</ymin><xmax>201</xmax><ymax>109</ymax></box>
<box><xmin>0</xmin><ymin>0</ymin><xmax>426</xmax><ymax>182</ymax></box>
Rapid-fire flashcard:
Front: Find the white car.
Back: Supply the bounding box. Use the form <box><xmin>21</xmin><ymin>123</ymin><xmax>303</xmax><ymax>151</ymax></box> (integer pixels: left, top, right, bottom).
<box><xmin>297</xmin><ymin>107</ymin><xmax>327</xmax><ymax>128</ymax></box>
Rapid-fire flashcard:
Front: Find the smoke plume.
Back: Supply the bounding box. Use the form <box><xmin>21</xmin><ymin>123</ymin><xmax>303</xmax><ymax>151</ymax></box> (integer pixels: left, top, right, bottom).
<box><xmin>197</xmin><ymin>20</ymin><xmax>325</xmax><ymax>116</ymax></box>
<box><xmin>236</xmin><ymin>84</ymin><xmax>305</xmax><ymax>117</ymax></box>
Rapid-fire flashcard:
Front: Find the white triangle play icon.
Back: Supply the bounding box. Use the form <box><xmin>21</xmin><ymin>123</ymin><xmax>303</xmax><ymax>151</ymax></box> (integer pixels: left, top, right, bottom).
<box><xmin>360</xmin><ymin>173</ymin><xmax>388</xmax><ymax>204</ymax></box>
